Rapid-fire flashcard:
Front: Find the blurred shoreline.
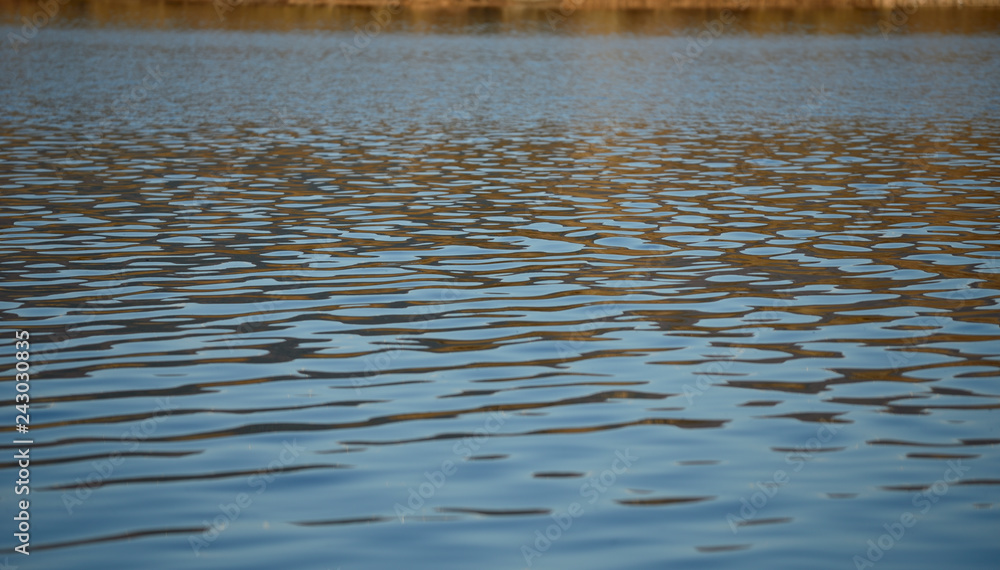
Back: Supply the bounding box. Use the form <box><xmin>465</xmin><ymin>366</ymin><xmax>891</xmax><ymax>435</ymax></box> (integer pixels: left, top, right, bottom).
<box><xmin>2</xmin><ymin>0</ymin><xmax>999</xmax><ymax>37</ymax></box>
<box><xmin>274</xmin><ymin>0</ymin><xmax>997</xmax><ymax>6</ymax></box>
<box><xmin>1</xmin><ymin>0</ymin><xmax>998</xmax><ymax>9</ymax></box>
<box><xmin>165</xmin><ymin>0</ymin><xmax>999</xmax><ymax>7</ymax></box>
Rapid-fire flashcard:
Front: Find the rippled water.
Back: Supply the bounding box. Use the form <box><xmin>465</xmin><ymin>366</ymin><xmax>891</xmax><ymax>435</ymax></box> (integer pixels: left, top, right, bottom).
<box><xmin>1</xmin><ymin>4</ymin><xmax>1000</xmax><ymax>570</ymax></box>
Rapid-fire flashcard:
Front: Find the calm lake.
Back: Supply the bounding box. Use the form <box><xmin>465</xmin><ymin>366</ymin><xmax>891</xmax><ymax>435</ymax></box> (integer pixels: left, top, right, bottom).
<box><xmin>1</xmin><ymin>3</ymin><xmax>999</xmax><ymax>569</ymax></box>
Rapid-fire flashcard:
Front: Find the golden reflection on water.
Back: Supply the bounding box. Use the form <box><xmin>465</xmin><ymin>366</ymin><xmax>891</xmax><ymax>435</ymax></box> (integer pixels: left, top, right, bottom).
<box><xmin>4</xmin><ymin>124</ymin><xmax>998</xmax><ymax>403</ymax></box>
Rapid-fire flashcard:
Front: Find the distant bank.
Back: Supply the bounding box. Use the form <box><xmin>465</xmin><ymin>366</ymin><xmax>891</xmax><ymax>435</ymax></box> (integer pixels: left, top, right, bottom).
<box><xmin>184</xmin><ymin>0</ymin><xmax>999</xmax><ymax>8</ymax></box>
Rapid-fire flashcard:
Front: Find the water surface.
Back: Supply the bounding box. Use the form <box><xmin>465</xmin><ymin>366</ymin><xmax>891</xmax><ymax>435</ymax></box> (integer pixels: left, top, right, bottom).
<box><xmin>1</xmin><ymin>5</ymin><xmax>999</xmax><ymax>570</ymax></box>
